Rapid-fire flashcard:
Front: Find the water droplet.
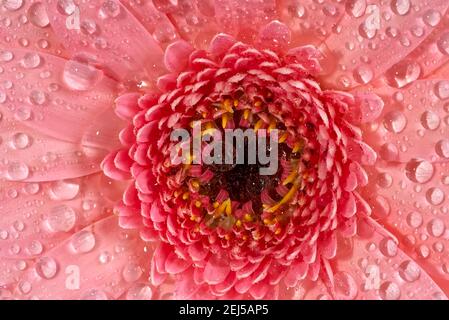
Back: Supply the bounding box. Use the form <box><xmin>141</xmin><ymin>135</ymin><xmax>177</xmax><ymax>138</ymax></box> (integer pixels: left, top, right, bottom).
<box><xmin>379</xmin><ymin>281</ymin><xmax>401</xmax><ymax>300</ymax></box>
<box><xmin>420</xmin><ymin>111</ymin><xmax>440</xmax><ymax>130</ymax></box>
<box><xmin>122</xmin><ymin>262</ymin><xmax>143</xmax><ymax>283</ymax></box>
<box><xmin>436</xmin><ymin>139</ymin><xmax>449</xmax><ymax>159</ymax></box>
<box><xmin>435</xmin><ymin>81</ymin><xmax>449</xmax><ymax>100</ymax></box>
<box><xmin>385</xmin><ymin>61</ymin><xmax>421</xmax><ymax>88</ymax></box>
<box><xmin>21</xmin><ymin>52</ymin><xmax>42</xmax><ymax>69</ymax></box>
<box><xmin>384</xmin><ymin>111</ymin><xmax>407</xmax><ymax>133</ymax></box>
<box><xmin>126</xmin><ymin>283</ymin><xmax>153</xmax><ymax>300</ymax></box>
<box><xmin>2</xmin><ymin>0</ymin><xmax>23</xmax><ymax>11</ymax></box>
<box><xmin>14</xmin><ymin>106</ymin><xmax>32</xmax><ymax>121</ymax></box>
<box><xmin>18</xmin><ymin>281</ymin><xmax>32</xmax><ymax>294</ymax></box>
<box><xmin>49</xmin><ymin>180</ymin><xmax>80</xmax><ymax>200</ymax></box>
<box><xmin>380</xmin><ymin>143</ymin><xmax>399</xmax><ymax>161</ymax></box>
<box><xmin>407</xmin><ymin>211</ymin><xmax>423</xmax><ymax>228</ymax></box>
<box><xmin>70</xmin><ymin>230</ymin><xmax>95</xmax><ymax>254</ymax></box>
<box><xmin>153</xmin><ymin>0</ymin><xmax>179</xmax><ymax>13</ymax></box>
<box><xmin>80</xmin><ymin>19</ymin><xmax>98</xmax><ymax>35</ymax></box>
<box><xmin>6</xmin><ymin>162</ymin><xmax>30</xmax><ymax>181</ymax></box>
<box><xmin>98</xmin><ymin>251</ymin><xmax>112</xmax><ymax>264</ymax></box>
<box><xmin>26</xmin><ymin>240</ymin><xmax>43</xmax><ymax>256</ymax></box>
<box><xmin>10</xmin><ymin>132</ymin><xmax>31</xmax><ymax>150</ymax></box>
<box><xmin>0</xmin><ymin>50</ymin><xmax>14</xmax><ymax>62</ymax></box>
<box><xmin>29</xmin><ymin>90</ymin><xmax>46</xmax><ymax>105</ymax></box>
<box><xmin>81</xmin><ymin>289</ymin><xmax>108</xmax><ymax>300</ymax></box>
<box><xmin>35</xmin><ymin>257</ymin><xmax>58</xmax><ymax>279</ymax></box>
<box><xmin>399</xmin><ymin>261</ymin><xmax>420</xmax><ymax>282</ymax></box>
<box><xmin>379</xmin><ymin>238</ymin><xmax>398</xmax><ymax>257</ymax></box>
<box><xmin>391</xmin><ymin>0</ymin><xmax>410</xmax><ymax>16</ymax></box>
<box><xmin>63</xmin><ymin>58</ymin><xmax>102</xmax><ymax>91</ymax></box>
<box><xmin>56</xmin><ymin>0</ymin><xmax>76</xmax><ymax>15</ymax></box>
<box><xmin>426</xmin><ymin>188</ymin><xmax>445</xmax><ymax>206</ymax></box>
<box><xmin>28</xmin><ymin>2</ymin><xmax>50</xmax><ymax>28</ymax></box>
<box><xmin>437</xmin><ymin>33</ymin><xmax>449</xmax><ymax>56</ymax></box>
<box><xmin>46</xmin><ymin>205</ymin><xmax>77</xmax><ymax>233</ymax></box>
<box><xmin>99</xmin><ymin>0</ymin><xmax>121</xmax><ymax>19</ymax></box>
<box><xmin>427</xmin><ymin>218</ymin><xmax>445</xmax><ymax>237</ymax></box>
<box><xmin>345</xmin><ymin>0</ymin><xmax>366</xmax><ymax>18</ymax></box>
<box><xmin>405</xmin><ymin>159</ymin><xmax>434</xmax><ymax>184</ymax></box>
<box><xmin>353</xmin><ymin>65</ymin><xmax>374</xmax><ymax>84</ymax></box>
<box><xmin>422</xmin><ymin>9</ymin><xmax>441</xmax><ymax>27</ymax></box>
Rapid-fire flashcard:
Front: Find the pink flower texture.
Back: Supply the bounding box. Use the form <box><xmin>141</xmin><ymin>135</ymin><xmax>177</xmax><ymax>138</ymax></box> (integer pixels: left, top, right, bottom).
<box><xmin>1</xmin><ymin>0</ymin><xmax>449</xmax><ymax>301</ymax></box>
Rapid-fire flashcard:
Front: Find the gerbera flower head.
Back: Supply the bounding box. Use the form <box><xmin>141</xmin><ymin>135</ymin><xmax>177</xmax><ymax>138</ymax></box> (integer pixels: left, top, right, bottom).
<box><xmin>1</xmin><ymin>0</ymin><xmax>449</xmax><ymax>300</ymax></box>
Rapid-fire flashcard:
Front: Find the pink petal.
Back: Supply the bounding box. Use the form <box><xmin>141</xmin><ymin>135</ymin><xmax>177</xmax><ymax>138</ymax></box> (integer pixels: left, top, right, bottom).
<box><xmin>204</xmin><ymin>254</ymin><xmax>231</xmax><ymax>285</ymax></box>
<box><xmin>45</xmin><ymin>0</ymin><xmax>166</xmax><ymax>82</ymax></box>
<box><xmin>164</xmin><ymin>40</ymin><xmax>195</xmax><ymax>73</ymax></box>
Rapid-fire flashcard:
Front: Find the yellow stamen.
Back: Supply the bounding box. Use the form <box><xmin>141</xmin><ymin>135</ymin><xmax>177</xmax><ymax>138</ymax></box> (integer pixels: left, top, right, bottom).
<box><xmin>254</xmin><ymin>119</ymin><xmax>264</xmax><ymax>132</ymax></box>
<box><xmin>267</xmin><ymin>183</ymin><xmax>299</xmax><ymax>213</ymax></box>
<box><xmin>235</xmin><ymin>220</ymin><xmax>242</xmax><ymax>228</ymax></box>
<box><xmin>223</xmin><ymin>99</ymin><xmax>234</xmax><ymax>113</ymax></box>
<box><xmin>243</xmin><ymin>109</ymin><xmax>251</xmax><ymax>120</ymax></box>
<box><xmin>191</xmin><ymin>180</ymin><xmax>200</xmax><ymax>189</ymax></box>
<box><xmin>283</xmin><ymin>170</ymin><xmax>298</xmax><ymax>186</ymax></box>
<box><xmin>222</xmin><ymin>113</ymin><xmax>229</xmax><ymax>129</ymax></box>
<box><xmin>254</xmin><ymin>100</ymin><xmax>262</xmax><ymax>108</ymax></box>
<box><xmin>243</xmin><ymin>213</ymin><xmax>253</xmax><ymax>222</ymax></box>
<box><xmin>182</xmin><ymin>192</ymin><xmax>190</xmax><ymax>200</ymax></box>
<box><xmin>194</xmin><ymin>200</ymin><xmax>202</xmax><ymax>208</ymax></box>
<box><xmin>225</xmin><ymin>234</ymin><xmax>231</xmax><ymax>241</ymax></box>
<box><xmin>279</xmin><ymin>132</ymin><xmax>288</xmax><ymax>143</ymax></box>
<box><xmin>293</xmin><ymin>141</ymin><xmax>304</xmax><ymax>153</ymax></box>
<box><xmin>268</xmin><ymin>121</ymin><xmax>277</xmax><ymax>132</ymax></box>
<box><xmin>275</xmin><ymin>228</ymin><xmax>282</xmax><ymax>235</ymax></box>
<box><xmin>233</xmin><ymin>99</ymin><xmax>239</xmax><ymax>107</ymax></box>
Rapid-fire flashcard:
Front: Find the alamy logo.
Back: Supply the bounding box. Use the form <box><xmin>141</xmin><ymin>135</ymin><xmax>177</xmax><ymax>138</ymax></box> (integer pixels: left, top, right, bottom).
<box><xmin>170</xmin><ymin>121</ymin><xmax>279</xmax><ymax>176</ymax></box>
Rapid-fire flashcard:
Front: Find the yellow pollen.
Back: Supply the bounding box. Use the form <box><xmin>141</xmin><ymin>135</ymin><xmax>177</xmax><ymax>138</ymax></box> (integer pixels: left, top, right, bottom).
<box><xmin>182</xmin><ymin>192</ymin><xmax>190</xmax><ymax>200</ymax></box>
<box><xmin>268</xmin><ymin>121</ymin><xmax>277</xmax><ymax>132</ymax></box>
<box><xmin>223</xmin><ymin>99</ymin><xmax>234</xmax><ymax>113</ymax></box>
<box><xmin>191</xmin><ymin>180</ymin><xmax>200</xmax><ymax>189</ymax></box>
<box><xmin>233</xmin><ymin>99</ymin><xmax>239</xmax><ymax>107</ymax></box>
<box><xmin>275</xmin><ymin>228</ymin><xmax>282</xmax><ymax>235</ymax></box>
<box><xmin>215</xmin><ymin>199</ymin><xmax>231</xmax><ymax>217</ymax></box>
<box><xmin>254</xmin><ymin>100</ymin><xmax>262</xmax><ymax>108</ymax></box>
<box><xmin>213</xmin><ymin>202</ymin><xmax>219</xmax><ymax>209</ymax></box>
<box><xmin>243</xmin><ymin>109</ymin><xmax>251</xmax><ymax>120</ymax></box>
<box><xmin>190</xmin><ymin>215</ymin><xmax>197</xmax><ymax>221</ymax></box>
<box><xmin>222</xmin><ymin>113</ymin><xmax>229</xmax><ymax>129</ymax></box>
<box><xmin>225</xmin><ymin>234</ymin><xmax>231</xmax><ymax>241</ymax></box>
<box><xmin>235</xmin><ymin>220</ymin><xmax>242</xmax><ymax>228</ymax></box>
<box><xmin>194</xmin><ymin>200</ymin><xmax>202</xmax><ymax>208</ymax></box>
<box><xmin>293</xmin><ymin>141</ymin><xmax>304</xmax><ymax>154</ymax></box>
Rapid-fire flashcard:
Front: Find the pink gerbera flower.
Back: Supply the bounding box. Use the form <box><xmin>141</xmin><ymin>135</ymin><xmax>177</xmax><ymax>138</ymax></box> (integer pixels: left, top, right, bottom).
<box><xmin>1</xmin><ymin>0</ymin><xmax>449</xmax><ymax>300</ymax></box>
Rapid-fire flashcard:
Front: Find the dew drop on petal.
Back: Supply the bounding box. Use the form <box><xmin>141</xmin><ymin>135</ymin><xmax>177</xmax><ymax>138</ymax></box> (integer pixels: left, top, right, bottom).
<box><xmin>6</xmin><ymin>162</ymin><xmax>30</xmax><ymax>181</ymax></box>
<box><xmin>379</xmin><ymin>238</ymin><xmax>398</xmax><ymax>257</ymax></box>
<box><xmin>20</xmin><ymin>52</ymin><xmax>42</xmax><ymax>69</ymax></box>
<box><xmin>436</xmin><ymin>139</ymin><xmax>449</xmax><ymax>159</ymax></box>
<box><xmin>10</xmin><ymin>132</ymin><xmax>31</xmax><ymax>150</ymax></box>
<box><xmin>345</xmin><ymin>0</ymin><xmax>366</xmax><ymax>18</ymax></box>
<box><xmin>46</xmin><ymin>205</ymin><xmax>77</xmax><ymax>233</ymax></box>
<box><xmin>398</xmin><ymin>261</ymin><xmax>421</xmax><ymax>282</ymax></box>
<box><xmin>2</xmin><ymin>0</ymin><xmax>23</xmax><ymax>11</ymax></box>
<box><xmin>405</xmin><ymin>159</ymin><xmax>434</xmax><ymax>184</ymax></box>
<box><xmin>56</xmin><ymin>0</ymin><xmax>76</xmax><ymax>15</ymax></box>
<box><xmin>437</xmin><ymin>33</ymin><xmax>449</xmax><ymax>56</ymax></box>
<box><xmin>49</xmin><ymin>180</ymin><xmax>80</xmax><ymax>201</ymax></box>
<box><xmin>26</xmin><ymin>240</ymin><xmax>43</xmax><ymax>256</ymax></box>
<box><xmin>426</xmin><ymin>188</ymin><xmax>445</xmax><ymax>206</ymax></box>
<box><xmin>391</xmin><ymin>0</ymin><xmax>410</xmax><ymax>16</ymax></box>
<box><xmin>29</xmin><ymin>90</ymin><xmax>46</xmax><ymax>105</ymax></box>
<box><xmin>70</xmin><ymin>230</ymin><xmax>96</xmax><ymax>254</ymax></box>
<box><xmin>384</xmin><ymin>111</ymin><xmax>407</xmax><ymax>133</ymax></box>
<box><xmin>63</xmin><ymin>59</ymin><xmax>102</xmax><ymax>91</ymax></box>
<box><xmin>422</xmin><ymin>9</ymin><xmax>441</xmax><ymax>27</ymax></box>
<box><xmin>35</xmin><ymin>257</ymin><xmax>58</xmax><ymax>279</ymax></box>
<box><xmin>385</xmin><ymin>61</ymin><xmax>421</xmax><ymax>88</ymax></box>
<box><xmin>407</xmin><ymin>211</ymin><xmax>423</xmax><ymax>228</ymax></box>
<box><xmin>435</xmin><ymin>81</ymin><xmax>449</xmax><ymax>100</ymax></box>
<box><xmin>379</xmin><ymin>281</ymin><xmax>401</xmax><ymax>300</ymax></box>
<box><xmin>420</xmin><ymin>111</ymin><xmax>440</xmax><ymax>130</ymax></box>
<box><xmin>0</xmin><ymin>51</ymin><xmax>14</xmax><ymax>62</ymax></box>
<box><xmin>122</xmin><ymin>262</ymin><xmax>143</xmax><ymax>283</ymax></box>
<box><xmin>28</xmin><ymin>2</ymin><xmax>50</xmax><ymax>28</ymax></box>
<box><xmin>99</xmin><ymin>0</ymin><xmax>121</xmax><ymax>19</ymax></box>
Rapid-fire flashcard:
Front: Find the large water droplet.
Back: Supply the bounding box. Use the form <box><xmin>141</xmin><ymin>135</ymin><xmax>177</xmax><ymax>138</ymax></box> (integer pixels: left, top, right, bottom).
<box><xmin>2</xmin><ymin>0</ymin><xmax>23</xmax><ymax>11</ymax></box>
<box><xmin>28</xmin><ymin>2</ymin><xmax>50</xmax><ymax>28</ymax></box>
<box><xmin>385</xmin><ymin>61</ymin><xmax>421</xmax><ymax>88</ymax></box>
<box><xmin>420</xmin><ymin>111</ymin><xmax>440</xmax><ymax>130</ymax></box>
<box><xmin>436</xmin><ymin>139</ymin><xmax>449</xmax><ymax>159</ymax></box>
<box><xmin>99</xmin><ymin>0</ymin><xmax>121</xmax><ymax>19</ymax></box>
<box><xmin>437</xmin><ymin>33</ymin><xmax>449</xmax><ymax>56</ymax></box>
<box><xmin>422</xmin><ymin>9</ymin><xmax>441</xmax><ymax>27</ymax></box>
<box><xmin>10</xmin><ymin>132</ymin><xmax>31</xmax><ymax>150</ymax></box>
<box><xmin>29</xmin><ymin>90</ymin><xmax>46</xmax><ymax>105</ymax></box>
<box><xmin>27</xmin><ymin>240</ymin><xmax>43</xmax><ymax>256</ymax></box>
<box><xmin>70</xmin><ymin>230</ymin><xmax>96</xmax><ymax>254</ymax></box>
<box><xmin>46</xmin><ymin>205</ymin><xmax>77</xmax><ymax>233</ymax></box>
<box><xmin>353</xmin><ymin>65</ymin><xmax>374</xmax><ymax>84</ymax></box>
<box><xmin>405</xmin><ymin>159</ymin><xmax>434</xmax><ymax>184</ymax></box>
<box><xmin>0</xmin><ymin>51</ymin><xmax>14</xmax><ymax>62</ymax></box>
<box><xmin>399</xmin><ymin>261</ymin><xmax>421</xmax><ymax>282</ymax></box>
<box><xmin>391</xmin><ymin>0</ymin><xmax>410</xmax><ymax>16</ymax></box>
<box><xmin>407</xmin><ymin>211</ymin><xmax>423</xmax><ymax>228</ymax></box>
<box><xmin>35</xmin><ymin>257</ymin><xmax>58</xmax><ymax>279</ymax></box>
<box><xmin>379</xmin><ymin>281</ymin><xmax>401</xmax><ymax>300</ymax></box>
<box><xmin>384</xmin><ymin>111</ymin><xmax>407</xmax><ymax>133</ymax></box>
<box><xmin>49</xmin><ymin>180</ymin><xmax>80</xmax><ymax>200</ymax></box>
<box><xmin>379</xmin><ymin>238</ymin><xmax>398</xmax><ymax>257</ymax></box>
<box><xmin>427</xmin><ymin>218</ymin><xmax>445</xmax><ymax>237</ymax></box>
<box><xmin>435</xmin><ymin>81</ymin><xmax>449</xmax><ymax>100</ymax></box>
<box><xmin>6</xmin><ymin>162</ymin><xmax>30</xmax><ymax>181</ymax></box>
<box><xmin>426</xmin><ymin>188</ymin><xmax>445</xmax><ymax>206</ymax></box>
<box><xmin>63</xmin><ymin>58</ymin><xmax>102</xmax><ymax>91</ymax></box>
<box><xmin>21</xmin><ymin>53</ymin><xmax>42</xmax><ymax>69</ymax></box>
<box><xmin>122</xmin><ymin>263</ymin><xmax>143</xmax><ymax>283</ymax></box>
<box><xmin>345</xmin><ymin>0</ymin><xmax>366</xmax><ymax>18</ymax></box>
<box><xmin>56</xmin><ymin>0</ymin><xmax>76</xmax><ymax>15</ymax></box>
